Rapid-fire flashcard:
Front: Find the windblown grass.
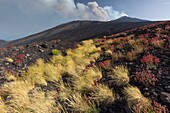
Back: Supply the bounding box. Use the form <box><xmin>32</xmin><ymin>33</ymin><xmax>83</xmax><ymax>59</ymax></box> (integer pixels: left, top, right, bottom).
<box><xmin>109</xmin><ymin>65</ymin><xmax>129</xmax><ymax>86</ymax></box>
<box><xmin>0</xmin><ymin>38</ymin><xmax>160</xmax><ymax>113</ymax></box>
<box><xmin>90</xmin><ymin>84</ymin><xmax>116</xmax><ymax>105</ymax></box>
<box><xmin>2</xmin><ymin>81</ymin><xmax>34</xmax><ymax>112</ymax></box>
<box><xmin>123</xmin><ymin>85</ymin><xmax>150</xmax><ymax>108</ymax></box>
<box><xmin>0</xmin><ymin>97</ymin><xmax>7</xmax><ymax>113</ymax></box>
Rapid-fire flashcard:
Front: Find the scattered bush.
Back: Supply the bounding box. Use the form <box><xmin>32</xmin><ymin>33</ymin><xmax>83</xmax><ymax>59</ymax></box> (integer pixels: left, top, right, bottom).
<box><xmin>1</xmin><ymin>22</ymin><xmax>170</xmax><ymax>113</ymax></box>
<box><xmin>150</xmin><ymin>37</ymin><xmax>164</xmax><ymax>48</ymax></box>
<box><xmin>126</xmin><ymin>51</ymin><xmax>138</xmax><ymax>61</ymax></box>
<box><xmin>112</xmin><ymin>51</ymin><xmax>123</xmax><ymax>61</ymax></box>
<box><xmin>132</xmin><ymin>101</ymin><xmax>169</xmax><ymax>113</ymax></box>
<box><xmin>134</xmin><ymin>69</ymin><xmax>158</xmax><ymax>87</ymax></box>
<box><xmin>51</xmin><ymin>49</ymin><xmax>62</xmax><ymax>55</ymax></box>
<box><xmin>98</xmin><ymin>59</ymin><xmax>111</xmax><ymax>70</ymax></box>
<box><xmin>141</xmin><ymin>54</ymin><xmax>160</xmax><ymax>69</ymax></box>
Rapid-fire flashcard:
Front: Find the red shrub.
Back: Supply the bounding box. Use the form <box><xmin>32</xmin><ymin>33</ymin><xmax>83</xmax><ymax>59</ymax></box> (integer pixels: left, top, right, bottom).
<box><xmin>132</xmin><ymin>101</ymin><xmax>169</xmax><ymax>113</ymax></box>
<box><xmin>150</xmin><ymin>37</ymin><xmax>164</xmax><ymax>48</ymax></box>
<box><xmin>15</xmin><ymin>54</ymin><xmax>25</xmax><ymax>63</ymax></box>
<box><xmin>16</xmin><ymin>54</ymin><xmax>25</xmax><ymax>60</ymax></box>
<box><xmin>98</xmin><ymin>60</ymin><xmax>111</xmax><ymax>70</ymax></box>
<box><xmin>134</xmin><ymin>69</ymin><xmax>158</xmax><ymax>87</ymax></box>
<box><xmin>140</xmin><ymin>54</ymin><xmax>160</xmax><ymax>68</ymax></box>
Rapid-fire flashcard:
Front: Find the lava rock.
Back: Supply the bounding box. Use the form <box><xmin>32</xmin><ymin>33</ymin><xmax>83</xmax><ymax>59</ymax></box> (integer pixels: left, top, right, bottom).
<box><xmin>144</xmin><ymin>92</ymin><xmax>150</xmax><ymax>96</ymax></box>
<box><xmin>143</xmin><ymin>87</ymin><xmax>149</xmax><ymax>91</ymax></box>
<box><xmin>0</xmin><ymin>67</ymin><xmax>5</xmax><ymax>76</ymax></box>
<box><xmin>165</xmin><ymin>86</ymin><xmax>170</xmax><ymax>92</ymax></box>
<box><xmin>38</xmin><ymin>49</ymin><xmax>44</xmax><ymax>53</ymax></box>
<box><xmin>156</xmin><ymin>86</ymin><xmax>165</xmax><ymax>93</ymax></box>
<box><xmin>40</xmin><ymin>43</ymin><xmax>48</xmax><ymax>48</ymax></box>
<box><xmin>160</xmin><ymin>92</ymin><xmax>170</xmax><ymax>104</ymax></box>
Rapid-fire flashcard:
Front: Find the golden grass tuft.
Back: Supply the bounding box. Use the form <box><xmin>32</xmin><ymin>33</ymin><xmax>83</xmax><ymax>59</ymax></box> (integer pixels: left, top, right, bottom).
<box><xmin>4</xmin><ymin>72</ymin><xmax>17</xmax><ymax>81</ymax></box>
<box><xmin>44</xmin><ymin>63</ymin><xmax>62</xmax><ymax>82</ymax></box>
<box><xmin>110</xmin><ymin>66</ymin><xmax>129</xmax><ymax>86</ymax></box>
<box><xmin>73</xmin><ymin>76</ymin><xmax>94</xmax><ymax>93</ymax></box>
<box><xmin>123</xmin><ymin>85</ymin><xmax>150</xmax><ymax>108</ymax></box>
<box><xmin>0</xmin><ymin>39</ymin><xmax>139</xmax><ymax>112</ymax></box>
<box><xmin>2</xmin><ymin>81</ymin><xmax>34</xmax><ymax>112</ymax></box>
<box><xmin>24</xmin><ymin>59</ymin><xmax>47</xmax><ymax>85</ymax></box>
<box><xmin>28</xmin><ymin>90</ymin><xmax>59</xmax><ymax>113</ymax></box>
<box><xmin>51</xmin><ymin>54</ymin><xmax>65</xmax><ymax>65</ymax></box>
<box><xmin>73</xmin><ymin>66</ymin><xmax>102</xmax><ymax>93</ymax></box>
<box><xmin>0</xmin><ymin>97</ymin><xmax>7</xmax><ymax>113</ymax></box>
<box><xmin>62</xmin><ymin>56</ymin><xmax>77</xmax><ymax>76</ymax></box>
<box><xmin>90</xmin><ymin>84</ymin><xmax>116</xmax><ymax>105</ymax></box>
<box><xmin>112</xmin><ymin>52</ymin><xmax>124</xmax><ymax>61</ymax></box>
<box><xmin>82</xmin><ymin>66</ymin><xmax>102</xmax><ymax>81</ymax></box>
<box><xmin>64</xmin><ymin>92</ymin><xmax>94</xmax><ymax>112</ymax></box>
<box><xmin>57</xmin><ymin>81</ymin><xmax>73</xmax><ymax>102</ymax></box>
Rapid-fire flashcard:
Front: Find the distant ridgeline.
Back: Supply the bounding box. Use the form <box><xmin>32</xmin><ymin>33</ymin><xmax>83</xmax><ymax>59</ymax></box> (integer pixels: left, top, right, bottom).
<box><xmin>0</xmin><ymin>17</ymin><xmax>157</xmax><ymax>48</ymax></box>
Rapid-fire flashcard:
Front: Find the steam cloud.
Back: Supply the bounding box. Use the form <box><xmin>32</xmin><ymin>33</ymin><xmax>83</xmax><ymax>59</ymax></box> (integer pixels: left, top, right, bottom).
<box><xmin>39</xmin><ymin>0</ymin><xmax>128</xmax><ymax>21</ymax></box>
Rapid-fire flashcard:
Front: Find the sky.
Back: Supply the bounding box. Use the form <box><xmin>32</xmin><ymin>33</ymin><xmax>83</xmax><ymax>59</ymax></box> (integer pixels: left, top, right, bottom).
<box><xmin>0</xmin><ymin>0</ymin><xmax>170</xmax><ymax>41</ymax></box>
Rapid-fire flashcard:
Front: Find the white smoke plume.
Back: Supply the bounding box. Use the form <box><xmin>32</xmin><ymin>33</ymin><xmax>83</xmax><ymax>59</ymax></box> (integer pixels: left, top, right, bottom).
<box><xmin>39</xmin><ymin>0</ymin><xmax>128</xmax><ymax>21</ymax></box>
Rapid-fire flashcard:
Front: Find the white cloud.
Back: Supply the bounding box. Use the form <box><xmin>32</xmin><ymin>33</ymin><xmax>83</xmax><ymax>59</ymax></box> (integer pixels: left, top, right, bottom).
<box><xmin>38</xmin><ymin>0</ymin><xmax>128</xmax><ymax>21</ymax></box>
<box><xmin>104</xmin><ymin>6</ymin><xmax>128</xmax><ymax>20</ymax></box>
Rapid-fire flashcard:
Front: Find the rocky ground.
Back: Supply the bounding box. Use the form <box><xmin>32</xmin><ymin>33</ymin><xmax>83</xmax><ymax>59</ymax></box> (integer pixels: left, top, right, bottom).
<box><xmin>0</xmin><ymin>21</ymin><xmax>170</xmax><ymax>113</ymax></box>
<box><xmin>94</xmin><ymin>21</ymin><xmax>170</xmax><ymax>112</ymax></box>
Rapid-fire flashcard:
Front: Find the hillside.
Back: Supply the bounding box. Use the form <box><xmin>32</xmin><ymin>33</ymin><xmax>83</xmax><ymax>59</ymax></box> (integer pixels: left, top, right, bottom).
<box><xmin>0</xmin><ymin>21</ymin><xmax>169</xmax><ymax>113</ymax></box>
<box><xmin>0</xmin><ymin>40</ymin><xmax>6</xmax><ymax>45</ymax></box>
<box><xmin>0</xmin><ymin>17</ymin><xmax>156</xmax><ymax>48</ymax></box>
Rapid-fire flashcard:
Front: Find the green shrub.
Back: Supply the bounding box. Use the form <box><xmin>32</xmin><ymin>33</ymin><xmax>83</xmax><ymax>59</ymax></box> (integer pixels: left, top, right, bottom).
<box><xmin>51</xmin><ymin>49</ymin><xmax>62</xmax><ymax>55</ymax></box>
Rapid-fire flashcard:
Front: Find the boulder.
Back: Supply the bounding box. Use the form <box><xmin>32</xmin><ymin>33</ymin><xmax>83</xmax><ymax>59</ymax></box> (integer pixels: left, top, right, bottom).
<box><xmin>160</xmin><ymin>92</ymin><xmax>170</xmax><ymax>104</ymax></box>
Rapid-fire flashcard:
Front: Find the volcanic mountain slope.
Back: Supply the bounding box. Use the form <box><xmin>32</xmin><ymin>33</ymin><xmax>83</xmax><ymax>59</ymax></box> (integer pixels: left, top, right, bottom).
<box><xmin>0</xmin><ymin>16</ymin><xmax>156</xmax><ymax>47</ymax></box>
<box><xmin>0</xmin><ymin>40</ymin><xmax>6</xmax><ymax>45</ymax></box>
<box><xmin>0</xmin><ymin>20</ymin><xmax>169</xmax><ymax>113</ymax></box>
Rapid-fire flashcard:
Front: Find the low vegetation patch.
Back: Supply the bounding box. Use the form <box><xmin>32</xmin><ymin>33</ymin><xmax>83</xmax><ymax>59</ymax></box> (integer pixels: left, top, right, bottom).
<box><xmin>1</xmin><ymin>21</ymin><xmax>170</xmax><ymax>112</ymax></box>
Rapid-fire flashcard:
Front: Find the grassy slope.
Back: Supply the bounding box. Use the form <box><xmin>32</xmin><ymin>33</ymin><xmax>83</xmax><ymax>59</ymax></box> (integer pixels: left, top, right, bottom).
<box><xmin>0</xmin><ymin>21</ymin><xmax>170</xmax><ymax>113</ymax></box>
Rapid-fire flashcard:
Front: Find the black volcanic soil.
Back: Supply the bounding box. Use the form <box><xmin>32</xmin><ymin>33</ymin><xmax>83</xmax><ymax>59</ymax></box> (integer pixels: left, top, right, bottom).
<box><xmin>94</xmin><ymin>21</ymin><xmax>170</xmax><ymax>112</ymax></box>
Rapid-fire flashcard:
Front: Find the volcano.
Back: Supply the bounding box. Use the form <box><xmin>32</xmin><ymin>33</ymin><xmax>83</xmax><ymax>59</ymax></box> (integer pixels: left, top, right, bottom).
<box><xmin>0</xmin><ymin>17</ymin><xmax>157</xmax><ymax>47</ymax></box>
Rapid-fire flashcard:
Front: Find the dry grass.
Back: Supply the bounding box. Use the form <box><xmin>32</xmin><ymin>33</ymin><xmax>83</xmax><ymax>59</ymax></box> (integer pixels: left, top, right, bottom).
<box><xmin>0</xmin><ymin>97</ymin><xmax>7</xmax><ymax>113</ymax></box>
<box><xmin>24</xmin><ymin>59</ymin><xmax>47</xmax><ymax>85</ymax></box>
<box><xmin>28</xmin><ymin>90</ymin><xmax>59</xmax><ymax>113</ymax></box>
<box><xmin>4</xmin><ymin>72</ymin><xmax>17</xmax><ymax>81</ymax></box>
<box><xmin>62</xmin><ymin>56</ymin><xmax>77</xmax><ymax>76</ymax></box>
<box><xmin>64</xmin><ymin>92</ymin><xmax>96</xmax><ymax>113</ymax></box>
<box><xmin>73</xmin><ymin>77</ymin><xmax>93</xmax><ymax>92</ymax></box>
<box><xmin>91</xmin><ymin>84</ymin><xmax>116</xmax><ymax>105</ymax></box>
<box><xmin>56</xmin><ymin>81</ymin><xmax>73</xmax><ymax>102</ymax></box>
<box><xmin>123</xmin><ymin>85</ymin><xmax>150</xmax><ymax>108</ymax></box>
<box><xmin>73</xmin><ymin>66</ymin><xmax>102</xmax><ymax>93</ymax></box>
<box><xmin>126</xmin><ymin>51</ymin><xmax>138</xmax><ymax>61</ymax></box>
<box><xmin>51</xmin><ymin>54</ymin><xmax>65</xmax><ymax>65</ymax></box>
<box><xmin>109</xmin><ymin>66</ymin><xmax>129</xmax><ymax>86</ymax></box>
<box><xmin>44</xmin><ymin>63</ymin><xmax>62</xmax><ymax>82</ymax></box>
<box><xmin>2</xmin><ymin>81</ymin><xmax>34</xmax><ymax>112</ymax></box>
<box><xmin>0</xmin><ymin>38</ymin><xmax>155</xmax><ymax>113</ymax></box>
<box><xmin>82</xmin><ymin>67</ymin><xmax>102</xmax><ymax>81</ymax></box>
<box><xmin>112</xmin><ymin>52</ymin><xmax>124</xmax><ymax>61</ymax></box>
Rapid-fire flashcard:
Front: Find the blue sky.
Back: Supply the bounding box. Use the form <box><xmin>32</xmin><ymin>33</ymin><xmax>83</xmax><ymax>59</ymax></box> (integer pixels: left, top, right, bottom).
<box><xmin>0</xmin><ymin>0</ymin><xmax>170</xmax><ymax>40</ymax></box>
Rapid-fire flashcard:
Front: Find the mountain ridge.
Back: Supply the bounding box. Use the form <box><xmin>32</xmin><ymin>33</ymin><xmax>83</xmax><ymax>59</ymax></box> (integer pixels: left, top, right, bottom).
<box><xmin>0</xmin><ymin>17</ymin><xmax>157</xmax><ymax>47</ymax></box>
